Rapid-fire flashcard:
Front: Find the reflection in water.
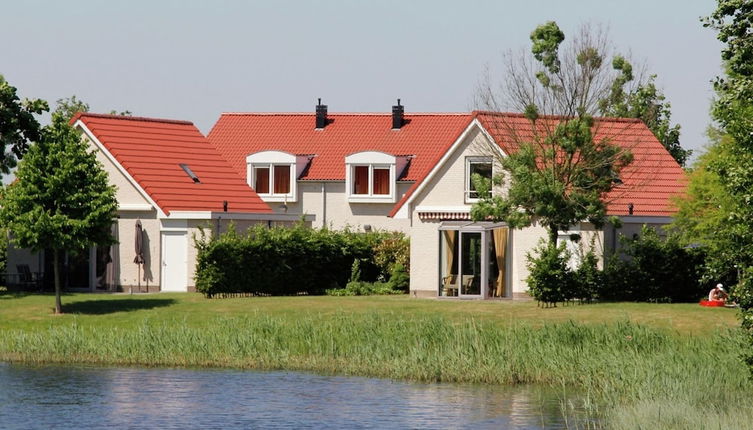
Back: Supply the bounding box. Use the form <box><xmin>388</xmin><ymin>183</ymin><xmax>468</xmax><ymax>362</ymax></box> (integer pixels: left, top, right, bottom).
<box><xmin>0</xmin><ymin>363</ymin><xmax>582</xmax><ymax>429</ymax></box>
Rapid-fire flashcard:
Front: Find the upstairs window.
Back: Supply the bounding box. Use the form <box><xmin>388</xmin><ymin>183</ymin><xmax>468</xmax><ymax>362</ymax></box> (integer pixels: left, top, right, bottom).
<box><xmin>345</xmin><ymin>151</ymin><xmax>400</xmax><ymax>203</ymax></box>
<box><xmin>353</xmin><ymin>165</ymin><xmax>369</xmax><ymax>195</ymax></box>
<box><xmin>465</xmin><ymin>157</ymin><xmax>493</xmax><ymax>202</ymax></box>
<box><xmin>273</xmin><ymin>165</ymin><xmax>291</xmax><ymax>194</ymax></box>
<box><xmin>253</xmin><ymin>164</ymin><xmax>290</xmax><ymax>195</ymax></box>
<box><xmin>246</xmin><ymin>151</ymin><xmax>298</xmax><ymax>202</ymax></box>
<box><xmin>372</xmin><ymin>167</ymin><xmax>390</xmax><ymax>195</ymax></box>
<box><xmin>351</xmin><ymin>165</ymin><xmax>392</xmax><ymax>197</ymax></box>
<box><xmin>254</xmin><ymin>166</ymin><xmax>270</xmax><ymax>193</ymax></box>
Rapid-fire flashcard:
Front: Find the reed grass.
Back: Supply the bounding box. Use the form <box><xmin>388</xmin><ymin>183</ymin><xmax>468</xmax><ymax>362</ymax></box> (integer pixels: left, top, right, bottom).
<box><xmin>1</xmin><ymin>312</ymin><xmax>751</xmax><ymax>429</ymax></box>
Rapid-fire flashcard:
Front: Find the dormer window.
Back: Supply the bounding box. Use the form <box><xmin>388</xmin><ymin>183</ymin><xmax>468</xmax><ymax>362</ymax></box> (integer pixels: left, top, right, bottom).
<box><xmin>253</xmin><ymin>165</ymin><xmax>290</xmax><ymax>194</ymax></box>
<box><xmin>346</xmin><ymin>151</ymin><xmax>408</xmax><ymax>203</ymax></box>
<box><xmin>246</xmin><ymin>151</ymin><xmax>303</xmax><ymax>202</ymax></box>
<box><xmin>352</xmin><ymin>165</ymin><xmax>390</xmax><ymax>196</ymax></box>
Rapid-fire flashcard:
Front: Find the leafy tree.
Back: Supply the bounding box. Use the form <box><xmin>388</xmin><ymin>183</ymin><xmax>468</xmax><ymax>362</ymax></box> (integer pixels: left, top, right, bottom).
<box><xmin>702</xmin><ymin>0</ymin><xmax>753</xmax><ymax>373</ymax></box>
<box><xmin>54</xmin><ymin>95</ymin><xmax>132</xmax><ymax>121</ymax></box>
<box><xmin>602</xmin><ymin>74</ymin><xmax>690</xmax><ymax>166</ymax></box>
<box><xmin>55</xmin><ymin>95</ymin><xmax>90</xmax><ymax>121</ymax></box>
<box><xmin>0</xmin><ymin>104</ymin><xmax>117</xmax><ymax>313</ymax></box>
<box><xmin>472</xmin><ymin>22</ymin><xmax>632</xmax><ymax>246</ymax></box>
<box><xmin>671</xmin><ymin>129</ymin><xmax>739</xmax><ymax>284</ymax></box>
<box><xmin>0</xmin><ymin>75</ymin><xmax>48</xmax><ymax>177</ymax></box>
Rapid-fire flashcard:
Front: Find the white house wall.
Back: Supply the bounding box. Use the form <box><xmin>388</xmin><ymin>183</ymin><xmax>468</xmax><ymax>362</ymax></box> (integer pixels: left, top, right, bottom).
<box><xmin>85</xmin><ymin>135</ymin><xmax>152</xmax><ymax>208</ymax></box>
<box><xmin>117</xmin><ymin>211</ymin><xmax>161</xmax><ymax>290</ymax></box>
<box><xmin>408</xmin><ymin>126</ymin><xmax>502</xmax><ymax>296</ymax></box>
<box><xmin>266</xmin><ymin>181</ymin><xmax>412</xmax><ymax>232</ymax></box>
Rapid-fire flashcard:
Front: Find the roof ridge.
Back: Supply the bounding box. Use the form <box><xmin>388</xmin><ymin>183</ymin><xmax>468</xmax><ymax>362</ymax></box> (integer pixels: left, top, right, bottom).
<box><xmin>473</xmin><ymin>110</ymin><xmax>643</xmax><ymax>124</ymax></box>
<box><xmin>72</xmin><ymin>112</ymin><xmax>194</xmax><ymax>126</ymax></box>
<box><xmin>219</xmin><ymin>112</ymin><xmax>471</xmax><ymax>116</ymax></box>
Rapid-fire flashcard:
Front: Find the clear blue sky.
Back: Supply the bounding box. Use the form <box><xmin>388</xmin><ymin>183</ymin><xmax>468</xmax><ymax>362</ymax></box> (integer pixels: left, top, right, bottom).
<box><xmin>1</xmin><ymin>0</ymin><xmax>721</xmax><ymax>159</ymax></box>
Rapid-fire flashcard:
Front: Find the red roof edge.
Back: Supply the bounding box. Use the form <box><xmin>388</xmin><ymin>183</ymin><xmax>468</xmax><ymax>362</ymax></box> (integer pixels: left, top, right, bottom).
<box><xmin>388</xmin><ymin>113</ymin><xmax>479</xmax><ymax>218</ymax></box>
<box><xmin>70</xmin><ymin>112</ymin><xmax>194</xmax><ymax>126</ymax></box>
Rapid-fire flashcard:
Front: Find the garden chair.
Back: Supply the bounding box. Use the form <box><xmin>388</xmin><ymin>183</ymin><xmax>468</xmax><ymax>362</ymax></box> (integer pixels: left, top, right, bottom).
<box><xmin>442</xmin><ymin>275</ymin><xmax>458</xmax><ymax>297</ymax></box>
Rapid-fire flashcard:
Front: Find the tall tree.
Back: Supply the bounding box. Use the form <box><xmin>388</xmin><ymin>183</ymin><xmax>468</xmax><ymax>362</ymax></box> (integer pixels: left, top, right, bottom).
<box><xmin>671</xmin><ymin>129</ymin><xmax>738</xmax><ymax>283</ymax></box>
<box><xmin>55</xmin><ymin>95</ymin><xmax>90</xmax><ymax>121</ymax></box>
<box><xmin>0</xmin><ymin>104</ymin><xmax>118</xmax><ymax>313</ymax></box>
<box><xmin>472</xmin><ymin>22</ymin><xmax>633</xmax><ymax>245</ymax></box>
<box><xmin>702</xmin><ymin>0</ymin><xmax>753</xmax><ymax>372</ymax></box>
<box><xmin>0</xmin><ymin>74</ymin><xmax>48</xmax><ymax>177</ymax></box>
<box><xmin>602</xmin><ymin>74</ymin><xmax>690</xmax><ymax>166</ymax></box>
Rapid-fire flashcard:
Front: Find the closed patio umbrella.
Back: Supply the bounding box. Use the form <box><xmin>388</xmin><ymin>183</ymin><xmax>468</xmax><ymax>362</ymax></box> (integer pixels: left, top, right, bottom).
<box><xmin>134</xmin><ymin>220</ymin><xmax>144</xmax><ymax>293</ymax></box>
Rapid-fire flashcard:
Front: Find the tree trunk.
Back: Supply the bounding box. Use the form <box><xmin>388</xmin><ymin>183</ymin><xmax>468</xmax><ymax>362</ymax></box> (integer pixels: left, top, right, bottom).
<box><xmin>53</xmin><ymin>248</ymin><xmax>62</xmax><ymax>314</ymax></box>
<box><xmin>548</xmin><ymin>225</ymin><xmax>558</xmax><ymax>248</ymax></box>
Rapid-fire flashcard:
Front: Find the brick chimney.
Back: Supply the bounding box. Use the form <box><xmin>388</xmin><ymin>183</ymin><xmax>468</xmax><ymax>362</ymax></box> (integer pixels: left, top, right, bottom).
<box><xmin>392</xmin><ymin>99</ymin><xmax>404</xmax><ymax>129</ymax></box>
<box><xmin>315</xmin><ymin>98</ymin><xmax>327</xmax><ymax>129</ymax></box>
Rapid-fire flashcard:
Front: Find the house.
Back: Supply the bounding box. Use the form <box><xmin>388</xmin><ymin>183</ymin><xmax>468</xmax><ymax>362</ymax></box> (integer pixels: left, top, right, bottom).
<box><xmin>6</xmin><ymin>102</ymin><xmax>684</xmax><ymax>298</ymax></box>
<box><xmin>207</xmin><ymin>102</ymin><xmax>685</xmax><ymax>299</ymax></box>
<box><xmin>6</xmin><ymin>113</ymin><xmax>307</xmax><ymax>292</ymax></box>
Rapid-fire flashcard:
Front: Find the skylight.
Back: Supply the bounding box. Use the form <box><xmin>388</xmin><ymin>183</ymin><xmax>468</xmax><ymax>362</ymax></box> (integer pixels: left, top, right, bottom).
<box><xmin>179</xmin><ymin>163</ymin><xmax>200</xmax><ymax>183</ymax></box>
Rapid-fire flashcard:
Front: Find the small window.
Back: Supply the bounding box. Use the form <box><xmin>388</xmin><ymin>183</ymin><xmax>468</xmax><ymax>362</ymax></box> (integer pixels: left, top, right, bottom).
<box><xmin>372</xmin><ymin>168</ymin><xmax>390</xmax><ymax>195</ymax></box>
<box><xmin>246</xmin><ymin>151</ymin><xmax>298</xmax><ymax>202</ymax></box>
<box><xmin>466</xmin><ymin>158</ymin><xmax>493</xmax><ymax>201</ymax></box>
<box><xmin>345</xmin><ymin>152</ymin><xmax>398</xmax><ymax>203</ymax></box>
<box><xmin>353</xmin><ymin>166</ymin><xmax>369</xmax><ymax>195</ymax></box>
<box><xmin>273</xmin><ymin>165</ymin><xmax>291</xmax><ymax>194</ymax></box>
<box><xmin>254</xmin><ymin>167</ymin><xmax>270</xmax><ymax>194</ymax></box>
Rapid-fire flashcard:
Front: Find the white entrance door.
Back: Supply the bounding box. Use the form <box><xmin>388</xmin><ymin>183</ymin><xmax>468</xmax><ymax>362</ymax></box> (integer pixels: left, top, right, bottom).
<box><xmin>161</xmin><ymin>231</ymin><xmax>188</xmax><ymax>292</ymax></box>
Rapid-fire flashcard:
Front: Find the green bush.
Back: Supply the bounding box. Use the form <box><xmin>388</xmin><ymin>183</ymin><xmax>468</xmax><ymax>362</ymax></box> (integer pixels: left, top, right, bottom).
<box><xmin>388</xmin><ymin>263</ymin><xmax>410</xmax><ymax>292</ymax></box>
<box><xmin>601</xmin><ymin>226</ymin><xmax>706</xmax><ymax>302</ymax></box>
<box><xmin>574</xmin><ymin>249</ymin><xmax>603</xmax><ymax>303</ymax></box>
<box><xmin>326</xmin><ymin>281</ymin><xmax>401</xmax><ymax>296</ymax></box>
<box><xmin>195</xmin><ymin>223</ymin><xmax>408</xmax><ymax>297</ymax></box>
<box><xmin>526</xmin><ymin>242</ymin><xmax>574</xmax><ymax>307</ymax></box>
<box><xmin>373</xmin><ymin>234</ymin><xmax>410</xmax><ymax>279</ymax></box>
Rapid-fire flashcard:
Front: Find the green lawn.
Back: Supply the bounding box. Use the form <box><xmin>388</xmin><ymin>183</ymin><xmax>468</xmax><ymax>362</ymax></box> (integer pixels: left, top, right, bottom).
<box><xmin>0</xmin><ymin>293</ymin><xmax>749</xmax><ymax>429</ymax></box>
<box><xmin>0</xmin><ymin>292</ymin><xmax>738</xmax><ymax>335</ymax></box>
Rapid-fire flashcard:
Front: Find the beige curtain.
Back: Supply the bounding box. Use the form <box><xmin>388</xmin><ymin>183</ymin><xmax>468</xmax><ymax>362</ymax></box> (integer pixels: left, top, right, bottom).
<box><xmin>493</xmin><ymin>228</ymin><xmax>508</xmax><ymax>297</ymax></box>
<box><xmin>444</xmin><ymin>230</ymin><xmax>457</xmax><ymax>276</ymax></box>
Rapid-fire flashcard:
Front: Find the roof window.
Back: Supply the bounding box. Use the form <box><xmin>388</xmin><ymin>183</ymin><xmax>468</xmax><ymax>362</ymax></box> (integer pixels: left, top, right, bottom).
<box><xmin>179</xmin><ymin>163</ymin><xmax>200</xmax><ymax>183</ymax></box>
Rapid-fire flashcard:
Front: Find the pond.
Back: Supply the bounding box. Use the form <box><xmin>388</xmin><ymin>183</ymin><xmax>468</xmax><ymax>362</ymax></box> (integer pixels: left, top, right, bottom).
<box><xmin>0</xmin><ymin>363</ymin><xmax>591</xmax><ymax>429</ymax></box>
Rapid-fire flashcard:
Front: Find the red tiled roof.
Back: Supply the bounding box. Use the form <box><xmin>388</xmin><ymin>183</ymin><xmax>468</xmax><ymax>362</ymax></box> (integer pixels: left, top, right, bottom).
<box><xmin>72</xmin><ymin>113</ymin><xmax>272</xmax><ymax>215</ymax></box>
<box><xmin>207</xmin><ymin>110</ymin><xmax>684</xmax><ymax>219</ymax></box>
<box><xmin>207</xmin><ymin>113</ymin><xmax>474</xmax><ymax>182</ymax></box>
<box><xmin>476</xmin><ymin>112</ymin><xmax>686</xmax><ymax>217</ymax></box>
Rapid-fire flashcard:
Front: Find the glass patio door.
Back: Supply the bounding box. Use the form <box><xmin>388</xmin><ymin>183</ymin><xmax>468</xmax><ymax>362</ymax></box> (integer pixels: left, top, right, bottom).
<box><xmin>459</xmin><ymin>231</ymin><xmax>482</xmax><ymax>297</ymax></box>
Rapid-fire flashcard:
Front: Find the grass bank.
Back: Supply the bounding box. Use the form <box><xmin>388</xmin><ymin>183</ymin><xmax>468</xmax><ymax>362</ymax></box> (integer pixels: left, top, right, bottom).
<box><xmin>0</xmin><ymin>293</ymin><xmax>750</xmax><ymax>429</ymax></box>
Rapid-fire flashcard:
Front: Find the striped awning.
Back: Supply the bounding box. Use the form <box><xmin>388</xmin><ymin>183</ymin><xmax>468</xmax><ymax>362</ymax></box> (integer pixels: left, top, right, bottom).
<box><xmin>418</xmin><ymin>211</ymin><xmax>471</xmax><ymax>221</ymax></box>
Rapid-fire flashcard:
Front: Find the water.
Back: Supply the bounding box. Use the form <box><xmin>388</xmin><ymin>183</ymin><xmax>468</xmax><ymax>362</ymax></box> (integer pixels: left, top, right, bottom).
<box><xmin>0</xmin><ymin>363</ymin><xmax>585</xmax><ymax>429</ymax></box>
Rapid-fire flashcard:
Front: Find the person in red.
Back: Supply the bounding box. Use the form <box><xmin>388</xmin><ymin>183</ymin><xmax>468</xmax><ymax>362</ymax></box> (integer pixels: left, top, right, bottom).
<box><xmin>708</xmin><ymin>283</ymin><xmax>728</xmax><ymax>303</ymax></box>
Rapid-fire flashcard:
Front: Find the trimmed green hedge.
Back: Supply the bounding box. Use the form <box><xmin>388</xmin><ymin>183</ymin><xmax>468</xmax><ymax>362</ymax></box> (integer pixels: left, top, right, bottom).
<box><xmin>194</xmin><ymin>224</ymin><xmax>409</xmax><ymax>297</ymax></box>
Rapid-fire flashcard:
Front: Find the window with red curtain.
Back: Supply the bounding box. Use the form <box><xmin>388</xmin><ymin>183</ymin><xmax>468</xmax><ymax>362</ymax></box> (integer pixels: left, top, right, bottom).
<box><xmin>254</xmin><ymin>167</ymin><xmax>270</xmax><ymax>194</ymax></box>
<box><xmin>273</xmin><ymin>165</ymin><xmax>291</xmax><ymax>194</ymax></box>
<box><xmin>353</xmin><ymin>166</ymin><xmax>369</xmax><ymax>194</ymax></box>
<box><xmin>372</xmin><ymin>168</ymin><xmax>390</xmax><ymax>195</ymax></box>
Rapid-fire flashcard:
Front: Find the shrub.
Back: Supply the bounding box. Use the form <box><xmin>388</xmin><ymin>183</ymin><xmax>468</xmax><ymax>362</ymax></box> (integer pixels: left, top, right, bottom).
<box><xmin>326</xmin><ymin>281</ymin><xmax>401</xmax><ymax>296</ymax></box>
<box><xmin>388</xmin><ymin>263</ymin><xmax>409</xmax><ymax>292</ymax></box>
<box><xmin>574</xmin><ymin>250</ymin><xmax>603</xmax><ymax>303</ymax></box>
<box><xmin>601</xmin><ymin>226</ymin><xmax>706</xmax><ymax>302</ymax></box>
<box><xmin>526</xmin><ymin>242</ymin><xmax>574</xmax><ymax>307</ymax></box>
<box><xmin>195</xmin><ymin>223</ymin><xmax>408</xmax><ymax>298</ymax></box>
<box><xmin>372</xmin><ymin>233</ymin><xmax>410</xmax><ymax>280</ymax></box>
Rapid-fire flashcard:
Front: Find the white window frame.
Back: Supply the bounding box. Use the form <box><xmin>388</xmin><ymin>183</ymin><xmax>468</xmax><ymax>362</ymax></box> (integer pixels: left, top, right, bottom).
<box><xmin>557</xmin><ymin>224</ymin><xmax>583</xmax><ymax>270</ymax></box>
<box><xmin>345</xmin><ymin>151</ymin><xmax>397</xmax><ymax>203</ymax></box>
<box><xmin>465</xmin><ymin>156</ymin><xmax>493</xmax><ymax>203</ymax></box>
<box><xmin>246</xmin><ymin>151</ymin><xmax>298</xmax><ymax>202</ymax></box>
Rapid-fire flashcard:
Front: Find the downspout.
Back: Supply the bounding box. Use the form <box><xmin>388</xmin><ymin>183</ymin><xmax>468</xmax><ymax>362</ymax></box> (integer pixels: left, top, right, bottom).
<box><xmin>321</xmin><ymin>182</ymin><xmax>327</xmax><ymax>227</ymax></box>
